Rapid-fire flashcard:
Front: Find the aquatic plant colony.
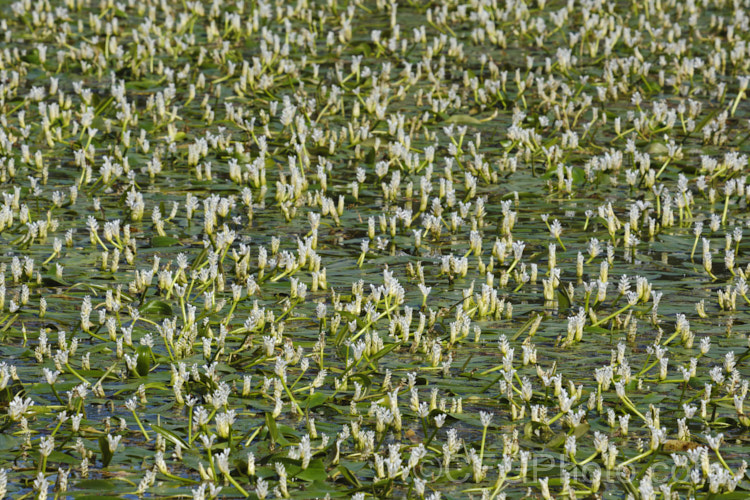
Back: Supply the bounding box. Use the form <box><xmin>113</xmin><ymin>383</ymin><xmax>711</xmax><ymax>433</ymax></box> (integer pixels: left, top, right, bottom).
<box><xmin>2</xmin><ymin>0</ymin><xmax>750</xmax><ymax>497</ymax></box>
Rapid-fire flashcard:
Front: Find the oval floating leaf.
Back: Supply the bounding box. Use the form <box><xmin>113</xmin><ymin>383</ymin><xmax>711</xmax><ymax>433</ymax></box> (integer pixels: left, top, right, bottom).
<box><xmin>150</xmin><ymin>235</ymin><xmax>181</xmax><ymax>247</ymax></box>
<box><xmin>140</xmin><ymin>300</ymin><xmax>173</xmax><ymax>316</ymax></box>
<box><xmin>444</xmin><ymin>114</ymin><xmax>482</xmax><ymax>125</ymax></box>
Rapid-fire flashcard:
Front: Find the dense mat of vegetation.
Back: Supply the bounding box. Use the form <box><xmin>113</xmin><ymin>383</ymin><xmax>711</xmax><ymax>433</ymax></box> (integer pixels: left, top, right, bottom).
<box><xmin>0</xmin><ymin>0</ymin><xmax>749</xmax><ymax>497</ymax></box>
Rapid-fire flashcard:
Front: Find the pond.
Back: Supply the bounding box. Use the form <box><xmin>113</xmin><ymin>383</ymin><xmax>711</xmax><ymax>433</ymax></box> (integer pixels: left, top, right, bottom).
<box><xmin>0</xmin><ymin>0</ymin><xmax>749</xmax><ymax>498</ymax></box>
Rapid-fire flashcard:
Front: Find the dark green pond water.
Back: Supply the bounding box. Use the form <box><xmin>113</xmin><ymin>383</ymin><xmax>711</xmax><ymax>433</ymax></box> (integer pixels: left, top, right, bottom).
<box><xmin>0</xmin><ymin>0</ymin><xmax>749</xmax><ymax>498</ymax></box>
